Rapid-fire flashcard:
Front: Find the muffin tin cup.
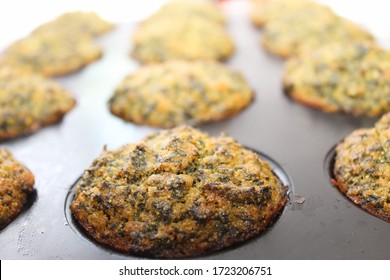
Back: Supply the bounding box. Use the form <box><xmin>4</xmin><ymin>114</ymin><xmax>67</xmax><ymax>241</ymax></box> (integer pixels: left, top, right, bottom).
<box><xmin>64</xmin><ymin>148</ymin><xmax>294</xmax><ymax>258</ymax></box>
<box><xmin>324</xmin><ymin>144</ymin><xmax>389</xmax><ymax>223</ymax></box>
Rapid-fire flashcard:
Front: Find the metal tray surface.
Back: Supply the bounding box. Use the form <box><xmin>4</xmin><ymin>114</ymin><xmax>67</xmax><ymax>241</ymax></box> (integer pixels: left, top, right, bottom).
<box><xmin>0</xmin><ymin>3</ymin><xmax>389</xmax><ymax>260</ymax></box>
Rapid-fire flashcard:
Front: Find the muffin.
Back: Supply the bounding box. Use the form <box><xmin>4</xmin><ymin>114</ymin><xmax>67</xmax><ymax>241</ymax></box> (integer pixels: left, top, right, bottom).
<box><xmin>0</xmin><ymin>149</ymin><xmax>35</xmax><ymax>230</ymax></box>
<box><xmin>283</xmin><ymin>42</ymin><xmax>390</xmax><ymax>116</ymax></box>
<box><xmin>261</xmin><ymin>2</ymin><xmax>373</xmax><ymax>58</ymax></box>
<box><xmin>71</xmin><ymin>126</ymin><xmax>288</xmax><ymax>258</ymax></box>
<box><xmin>333</xmin><ymin>113</ymin><xmax>390</xmax><ymax>222</ymax></box>
<box><xmin>146</xmin><ymin>0</ymin><xmax>225</xmax><ymax>25</ymax></box>
<box><xmin>109</xmin><ymin>61</ymin><xmax>253</xmax><ymax>128</ymax></box>
<box><xmin>250</xmin><ymin>0</ymin><xmax>317</xmax><ymax>28</ymax></box>
<box><xmin>0</xmin><ymin>67</ymin><xmax>76</xmax><ymax>141</ymax></box>
<box><xmin>33</xmin><ymin>11</ymin><xmax>114</xmax><ymax>37</ymax></box>
<box><xmin>250</xmin><ymin>0</ymin><xmax>269</xmax><ymax>28</ymax></box>
<box><xmin>132</xmin><ymin>17</ymin><xmax>234</xmax><ymax>64</ymax></box>
<box><xmin>0</xmin><ymin>32</ymin><xmax>102</xmax><ymax>77</ymax></box>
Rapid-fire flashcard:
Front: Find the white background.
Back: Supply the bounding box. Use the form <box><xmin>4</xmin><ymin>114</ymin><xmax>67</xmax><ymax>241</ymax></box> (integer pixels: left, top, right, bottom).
<box><xmin>2</xmin><ymin>260</ymin><xmax>390</xmax><ymax>279</ymax></box>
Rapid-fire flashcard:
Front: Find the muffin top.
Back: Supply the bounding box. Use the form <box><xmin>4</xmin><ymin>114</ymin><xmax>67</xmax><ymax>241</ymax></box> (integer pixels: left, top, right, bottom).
<box><xmin>0</xmin><ymin>149</ymin><xmax>35</xmax><ymax>229</ymax></box>
<box><xmin>261</xmin><ymin>1</ymin><xmax>373</xmax><ymax>57</ymax></box>
<box><xmin>0</xmin><ymin>67</ymin><xmax>76</xmax><ymax>141</ymax></box>
<box><xmin>109</xmin><ymin>61</ymin><xmax>253</xmax><ymax>128</ymax></box>
<box><xmin>132</xmin><ymin>17</ymin><xmax>234</xmax><ymax>64</ymax></box>
<box><xmin>283</xmin><ymin>42</ymin><xmax>390</xmax><ymax>116</ymax></box>
<box><xmin>33</xmin><ymin>11</ymin><xmax>114</xmax><ymax>37</ymax></box>
<box><xmin>251</xmin><ymin>0</ymin><xmax>324</xmax><ymax>28</ymax></box>
<box><xmin>147</xmin><ymin>0</ymin><xmax>225</xmax><ymax>25</ymax></box>
<box><xmin>71</xmin><ymin>126</ymin><xmax>288</xmax><ymax>258</ymax></box>
<box><xmin>0</xmin><ymin>32</ymin><xmax>102</xmax><ymax>76</ymax></box>
<box><xmin>334</xmin><ymin>113</ymin><xmax>390</xmax><ymax>222</ymax></box>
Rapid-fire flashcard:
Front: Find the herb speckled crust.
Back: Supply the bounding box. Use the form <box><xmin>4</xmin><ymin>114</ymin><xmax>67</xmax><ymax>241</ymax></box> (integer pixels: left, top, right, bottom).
<box><xmin>132</xmin><ymin>17</ymin><xmax>234</xmax><ymax>64</ymax></box>
<box><xmin>0</xmin><ymin>149</ymin><xmax>34</xmax><ymax>230</ymax></box>
<box><xmin>33</xmin><ymin>11</ymin><xmax>114</xmax><ymax>37</ymax></box>
<box><xmin>0</xmin><ymin>68</ymin><xmax>76</xmax><ymax>141</ymax></box>
<box><xmin>71</xmin><ymin>126</ymin><xmax>288</xmax><ymax>258</ymax></box>
<box><xmin>283</xmin><ymin>42</ymin><xmax>390</xmax><ymax>117</ymax></box>
<box><xmin>0</xmin><ymin>33</ymin><xmax>102</xmax><ymax>77</ymax></box>
<box><xmin>146</xmin><ymin>0</ymin><xmax>225</xmax><ymax>26</ymax></box>
<box><xmin>334</xmin><ymin>113</ymin><xmax>390</xmax><ymax>222</ymax></box>
<box><xmin>260</xmin><ymin>0</ymin><xmax>373</xmax><ymax>58</ymax></box>
<box><xmin>109</xmin><ymin>61</ymin><xmax>253</xmax><ymax>128</ymax></box>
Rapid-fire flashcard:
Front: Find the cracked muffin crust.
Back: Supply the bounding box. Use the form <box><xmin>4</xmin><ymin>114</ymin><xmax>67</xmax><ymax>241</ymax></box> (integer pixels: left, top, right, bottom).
<box><xmin>0</xmin><ymin>149</ymin><xmax>35</xmax><ymax>230</ymax></box>
<box><xmin>132</xmin><ymin>17</ymin><xmax>234</xmax><ymax>64</ymax></box>
<box><xmin>0</xmin><ymin>33</ymin><xmax>102</xmax><ymax>77</ymax></box>
<box><xmin>283</xmin><ymin>42</ymin><xmax>390</xmax><ymax>116</ymax></box>
<box><xmin>109</xmin><ymin>61</ymin><xmax>253</xmax><ymax>128</ymax></box>
<box><xmin>333</xmin><ymin>113</ymin><xmax>390</xmax><ymax>222</ymax></box>
<box><xmin>71</xmin><ymin>126</ymin><xmax>288</xmax><ymax>258</ymax></box>
<box><xmin>0</xmin><ymin>67</ymin><xmax>76</xmax><ymax>141</ymax></box>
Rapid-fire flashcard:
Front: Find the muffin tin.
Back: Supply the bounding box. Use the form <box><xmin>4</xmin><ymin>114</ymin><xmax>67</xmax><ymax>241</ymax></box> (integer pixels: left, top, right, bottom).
<box><xmin>0</xmin><ymin>2</ymin><xmax>389</xmax><ymax>259</ymax></box>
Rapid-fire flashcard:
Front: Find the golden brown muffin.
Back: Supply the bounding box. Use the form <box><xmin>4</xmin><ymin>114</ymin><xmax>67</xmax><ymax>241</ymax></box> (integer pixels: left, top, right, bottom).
<box><xmin>132</xmin><ymin>17</ymin><xmax>234</xmax><ymax>64</ymax></box>
<box><xmin>109</xmin><ymin>61</ymin><xmax>253</xmax><ymax>128</ymax></box>
<box><xmin>71</xmin><ymin>126</ymin><xmax>288</xmax><ymax>258</ymax></box>
<box><xmin>283</xmin><ymin>42</ymin><xmax>390</xmax><ymax>116</ymax></box>
<box><xmin>0</xmin><ymin>149</ymin><xmax>35</xmax><ymax>230</ymax></box>
<box><xmin>0</xmin><ymin>67</ymin><xmax>76</xmax><ymax>141</ymax></box>
<box><xmin>261</xmin><ymin>1</ymin><xmax>373</xmax><ymax>58</ymax></box>
<box><xmin>251</xmin><ymin>0</ymin><xmax>327</xmax><ymax>28</ymax></box>
<box><xmin>250</xmin><ymin>0</ymin><xmax>269</xmax><ymax>27</ymax></box>
<box><xmin>147</xmin><ymin>0</ymin><xmax>225</xmax><ymax>25</ymax></box>
<box><xmin>33</xmin><ymin>11</ymin><xmax>114</xmax><ymax>37</ymax></box>
<box><xmin>0</xmin><ymin>32</ymin><xmax>102</xmax><ymax>77</ymax></box>
<box><xmin>333</xmin><ymin>113</ymin><xmax>390</xmax><ymax>222</ymax></box>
